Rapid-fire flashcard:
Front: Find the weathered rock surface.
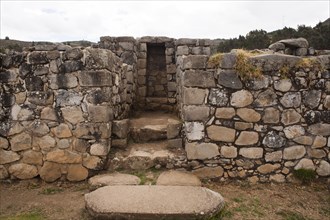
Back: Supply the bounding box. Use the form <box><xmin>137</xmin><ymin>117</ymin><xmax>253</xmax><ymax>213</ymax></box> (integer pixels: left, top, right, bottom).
<box><xmin>85</xmin><ymin>185</ymin><xmax>225</xmax><ymax>220</ymax></box>
<box><xmin>8</xmin><ymin>164</ymin><xmax>38</xmax><ymax>179</ymax></box>
<box><xmin>207</xmin><ymin>125</ymin><xmax>236</xmax><ymax>142</ymax></box>
<box><xmin>156</xmin><ymin>170</ymin><xmax>201</xmax><ymax>186</ymax></box>
<box><xmin>283</xmin><ymin>145</ymin><xmax>306</xmax><ymax>160</ymax></box>
<box><xmin>192</xmin><ymin>166</ymin><xmax>224</xmax><ymax>179</ymax></box>
<box><xmin>239</xmin><ymin>148</ymin><xmax>263</xmax><ymax>159</ymax></box>
<box><xmin>186</xmin><ymin>142</ymin><xmax>219</xmax><ymax>160</ymax></box>
<box><xmin>89</xmin><ymin>173</ymin><xmax>141</xmax><ymax>190</ymax></box>
<box><xmin>262</xmin><ymin>131</ymin><xmax>286</xmax><ymax>148</ymax></box>
<box><xmin>217</xmin><ymin>70</ymin><xmax>242</xmax><ymax>89</ymax></box>
<box><xmin>230</xmin><ymin>90</ymin><xmax>253</xmax><ymax>107</ymax></box>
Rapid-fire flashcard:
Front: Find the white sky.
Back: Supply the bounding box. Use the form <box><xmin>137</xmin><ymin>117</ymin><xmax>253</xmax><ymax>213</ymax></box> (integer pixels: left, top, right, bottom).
<box><xmin>0</xmin><ymin>0</ymin><xmax>329</xmax><ymax>42</ymax></box>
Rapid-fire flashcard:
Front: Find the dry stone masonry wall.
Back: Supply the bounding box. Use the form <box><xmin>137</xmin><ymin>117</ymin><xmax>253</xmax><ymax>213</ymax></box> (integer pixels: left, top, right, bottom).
<box><xmin>0</xmin><ymin>36</ymin><xmax>329</xmax><ymax>183</ymax></box>
<box><xmin>0</xmin><ymin>45</ymin><xmax>136</xmax><ymax>181</ymax></box>
<box><xmin>178</xmin><ymin>49</ymin><xmax>330</xmax><ymax>182</ymax></box>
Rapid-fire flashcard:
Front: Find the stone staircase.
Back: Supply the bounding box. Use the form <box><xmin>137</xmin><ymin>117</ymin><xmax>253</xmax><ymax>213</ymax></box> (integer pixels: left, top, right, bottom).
<box><xmin>108</xmin><ymin>111</ymin><xmax>186</xmax><ymax>171</ymax></box>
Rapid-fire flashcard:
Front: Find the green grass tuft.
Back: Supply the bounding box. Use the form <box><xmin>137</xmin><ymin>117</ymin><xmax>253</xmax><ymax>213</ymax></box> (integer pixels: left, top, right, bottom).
<box><xmin>40</xmin><ymin>187</ymin><xmax>63</xmax><ymax>195</ymax></box>
<box><xmin>0</xmin><ymin>209</ymin><xmax>44</xmax><ymax>220</ymax></box>
<box><xmin>293</xmin><ymin>169</ymin><xmax>316</xmax><ymax>185</ymax></box>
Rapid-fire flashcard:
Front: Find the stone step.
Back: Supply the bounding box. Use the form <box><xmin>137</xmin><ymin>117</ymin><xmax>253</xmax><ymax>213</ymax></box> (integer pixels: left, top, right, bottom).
<box><xmin>108</xmin><ymin>141</ymin><xmax>187</xmax><ymax>170</ymax></box>
<box><xmin>88</xmin><ymin>173</ymin><xmax>141</xmax><ymax>190</ymax></box>
<box><xmin>85</xmin><ymin>185</ymin><xmax>225</xmax><ymax>220</ymax></box>
<box><xmin>129</xmin><ymin>111</ymin><xmax>181</xmax><ymax>143</ymax></box>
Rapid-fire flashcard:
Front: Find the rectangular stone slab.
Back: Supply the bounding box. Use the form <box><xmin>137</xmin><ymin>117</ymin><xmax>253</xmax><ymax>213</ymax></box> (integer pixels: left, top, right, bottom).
<box><xmin>85</xmin><ymin>185</ymin><xmax>224</xmax><ymax>220</ymax></box>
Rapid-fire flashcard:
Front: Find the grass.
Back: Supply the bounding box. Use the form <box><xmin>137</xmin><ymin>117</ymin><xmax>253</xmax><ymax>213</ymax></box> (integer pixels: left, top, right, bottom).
<box><xmin>295</xmin><ymin>58</ymin><xmax>324</xmax><ymax>72</ymax></box>
<box><xmin>39</xmin><ymin>187</ymin><xmax>63</xmax><ymax>195</ymax></box>
<box><xmin>208</xmin><ymin>49</ymin><xmax>263</xmax><ymax>80</ymax></box>
<box><xmin>276</xmin><ymin>210</ymin><xmax>311</xmax><ymax>220</ymax></box>
<box><xmin>293</xmin><ymin>169</ymin><xmax>317</xmax><ymax>185</ymax></box>
<box><xmin>0</xmin><ymin>209</ymin><xmax>44</xmax><ymax>220</ymax></box>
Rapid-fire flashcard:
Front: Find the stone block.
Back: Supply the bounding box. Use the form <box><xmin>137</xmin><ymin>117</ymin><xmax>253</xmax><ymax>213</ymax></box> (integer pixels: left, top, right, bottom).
<box><xmin>230</xmin><ymin>90</ymin><xmax>253</xmax><ymax>107</ymax></box>
<box><xmin>183</xmin><ymin>87</ymin><xmax>208</xmax><ymax>105</ymax></box>
<box><xmin>293</xmin><ymin>136</ymin><xmax>313</xmax><ymax>145</ymax></box>
<box><xmin>234</xmin><ymin>122</ymin><xmax>253</xmax><ymax>130</ymax></box>
<box><xmin>63</xmin><ymin>60</ymin><xmax>82</xmax><ymax>72</ymax></box>
<box><xmin>274</xmin><ymin>79</ymin><xmax>292</xmax><ymax>92</ymax></box>
<box><xmin>9</xmin><ymin>164</ymin><xmax>38</xmax><ymax>179</ymax></box>
<box><xmin>0</xmin><ymin>149</ymin><xmax>20</xmax><ymax>165</ymax></box>
<box><xmin>265</xmin><ymin>151</ymin><xmax>283</xmax><ymax>162</ymax></box>
<box><xmin>90</xmin><ymin>143</ymin><xmax>110</xmax><ymax>156</ymax></box>
<box><xmin>39</xmin><ymin>162</ymin><xmax>62</xmax><ymax>182</ymax></box>
<box><xmin>280</xmin><ymin>92</ymin><xmax>301</xmax><ymax>108</ymax></box>
<box><xmin>283</xmin><ymin>145</ymin><xmax>306</xmax><ymax>160</ymax></box>
<box><xmin>237</xmin><ymin>108</ymin><xmax>261</xmax><ymax>122</ymax></box>
<box><xmin>56</xmin><ymin>90</ymin><xmax>83</xmax><ymax>107</ymax></box>
<box><xmin>183</xmin><ymin>105</ymin><xmax>210</xmax><ymax>122</ymax></box>
<box><xmin>0</xmin><ymin>70</ymin><xmax>17</xmax><ymax>83</ymax></box>
<box><xmin>186</xmin><ymin>142</ymin><xmax>219</xmax><ymax>160</ymax></box>
<box><xmin>51</xmin><ymin>123</ymin><xmax>72</xmax><ymax>138</ymax></box>
<box><xmin>235</xmin><ymin>131</ymin><xmax>259</xmax><ymax>146</ymax></box>
<box><xmin>219</xmin><ymin>53</ymin><xmax>236</xmax><ymax>69</ymax></box>
<box><xmin>262</xmin><ymin>131</ymin><xmax>286</xmax><ymax>148</ymax></box>
<box><xmin>0</xmin><ymin>137</ymin><xmax>9</xmax><ymax>149</ymax></box>
<box><xmin>208</xmin><ymin>88</ymin><xmax>228</xmax><ymax>106</ymax></box>
<box><xmin>183</xmin><ymin>55</ymin><xmax>208</xmax><ymax>69</ymax></box>
<box><xmin>83</xmin><ymin>154</ymin><xmax>103</xmax><ymax>170</ymax></box>
<box><xmin>192</xmin><ymin>166</ymin><xmax>224</xmax><ymax>179</ymax></box>
<box><xmin>88</xmin><ymin>105</ymin><xmax>113</xmax><ymax>122</ymax></box>
<box><xmin>79</xmin><ymin>71</ymin><xmax>112</xmax><ymax>87</ymax></box>
<box><xmin>33</xmin><ymin>135</ymin><xmax>56</xmax><ymax>150</ymax></box>
<box><xmin>239</xmin><ymin>147</ymin><xmax>263</xmax><ymax>159</ymax></box>
<box><xmin>46</xmin><ymin>149</ymin><xmax>82</xmax><ymax>164</ymax></box>
<box><xmin>316</xmin><ymin>160</ymin><xmax>330</xmax><ymax>176</ymax></box>
<box><xmin>215</xmin><ymin>108</ymin><xmax>235</xmax><ymax>119</ymax></box>
<box><xmin>167</xmin><ymin>119</ymin><xmax>182</xmax><ymax>139</ymax></box>
<box><xmin>48</xmin><ymin>73</ymin><xmax>78</xmax><ymax>89</ymax></box>
<box><xmin>67</xmin><ymin>164</ymin><xmax>88</xmax><ymax>182</ymax></box>
<box><xmin>245</xmin><ymin>75</ymin><xmax>270</xmax><ymax>90</ymax></box>
<box><xmin>27</xmin><ymin>121</ymin><xmax>49</xmax><ymax>137</ymax></box>
<box><xmin>183</xmin><ymin>70</ymin><xmax>215</xmax><ymax>88</ymax></box>
<box><xmin>312</xmin><ymin>136</ymin><xmax>327</xmax><ymax>148</ymax></box>
<box><xmin>303</xmin><ymin>90</ymin><xmax>321</xmax><ymax>109</ymax></box>
<box><xmin>10</xmin><ymin>133</ymin><xmax>32</xmax><ymax>151</ymax></box>
<box><xmin>112</xmin><ymin>119</ymin><xmax>129</xmax><ymax>139</ymax></box>
<box><xmin>281</xmin><ymin>109</ymin><xmax>301</xmax><ymax>125</ymax></box>
<box><xmin>28</xmin><ymin>91</ymin><xmax>54</xmax><ymax>106</ymax></box>
<box><xmin>28</xmin><ymin>51</ymin><xmax>48</xmax><ymax>64</ymax></box>
<box><xmin>185</xmin><ymin>122</ymin><xmax>204</xmax><ymax>141</ymax></box>
<box><xmin>257</xmin><ymin>164</ymin><xmax>281</xmax><ymax>174</ymax></box>
<box><xmin>220</xmin><ymin>146</ymin><xmax>237</xmax><ymax>158</ymax></box>
<box><xmin>217</xmin><ymin>70</ymin><xmax>242</xmax><ymax>89</ymax></box>
<box><xmin>207</xmin><ymin>125</ymin><xmax>236</xmax><ymax>142</ymax></box>
<box><xmin>111</xmin><ymin>139</ymin><xmax>128</xmax><ymax>149</ymax></box>
<box><xmin>263</xmin><ymin>107</ymin><xmax>280</xmax><ymax>124</ymax></box>
<box><xmin>22</xmin><ymin>150</ymin><xmax>43</xmax><ymax>165</ymax></box>
<box><xmin>294</xmin><ymin>158</ymin><xmax>315</xmax><ymax>170</ymax></box>
<box><xmin>61</xmin><ymin>106</ymin><xmax>84</xmax><ymax>125</ymax></box>
<box><xmin>167</xmin><ymin>138</ymin><xmax>183</xmax><ymax>149</ymax></box>
<box><xmin>284</xmin><ymin>125</ymin><xmax>305</xmax><ymax>139</ymax></box>
<box><xmin>177</xmin><ymin>46</ymin><xmax>189</xmax><ymax>55</ymax></box>
<box><xmin>254</xmin><ymin>89</ymin><xmax>278</xmax><ymax>107</ymax></box>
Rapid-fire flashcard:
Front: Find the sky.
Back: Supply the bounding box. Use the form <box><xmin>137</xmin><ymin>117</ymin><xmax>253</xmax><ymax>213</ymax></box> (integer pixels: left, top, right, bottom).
<box><xmin>0</xmin><ymin>0</ymin><xmax>329</xmax><ymax>42</ymax></box>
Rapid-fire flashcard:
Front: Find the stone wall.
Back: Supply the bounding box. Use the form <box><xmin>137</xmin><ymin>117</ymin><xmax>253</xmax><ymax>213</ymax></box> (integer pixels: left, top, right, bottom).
<box><xmin>0</xmin><ymin>45</ymin><xmax>136</xmax><ymax>181</ymax></box>
<box><xmin>178</xmin><ymin>51</ymin><xmax>330</xmax><ymax>182</ymax></box>
<box><xmin>1</xmin><ymin>36</ymin><xmax>330</xmax><ymax>183</ymax></box>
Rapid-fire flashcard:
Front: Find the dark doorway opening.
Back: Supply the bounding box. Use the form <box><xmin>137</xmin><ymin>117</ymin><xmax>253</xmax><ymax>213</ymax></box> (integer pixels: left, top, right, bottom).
<box><xmin>146</xmin><ymin>43</ymin><xmax>167</xmax><ymax>97</ymax></box>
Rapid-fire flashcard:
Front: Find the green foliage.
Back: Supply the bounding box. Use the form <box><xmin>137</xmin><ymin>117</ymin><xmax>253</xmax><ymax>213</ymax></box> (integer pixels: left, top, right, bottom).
<box><xmin>40</xmin><ymin>187</ymin><xmax>63</xmax><ymax>195</ymax></box>
<box><xmin>276</xmin><ymin>210</ymin><xmax>310</xmax><ymax>220</ymax></box>
<box><xmin>217</xmin><ymin>20</ymin><xmax>330</xmax><ymax>52</ymax></box>
<box><xmin>293</xmin><ymin>169</ymin><xmax>316</xmax><ymax>184</ymax></box>
<box><xmin>0</xmin><ymin>210</ymin><xmax>44</xmax><ymax>220</ymax></box>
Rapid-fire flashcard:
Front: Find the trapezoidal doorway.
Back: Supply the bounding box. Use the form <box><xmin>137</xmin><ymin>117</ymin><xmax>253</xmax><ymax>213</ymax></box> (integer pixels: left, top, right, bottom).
<box><xmin>146</xmin><ymin>43</ymin><xmax>167</xmax><ymax>97</ymax></box>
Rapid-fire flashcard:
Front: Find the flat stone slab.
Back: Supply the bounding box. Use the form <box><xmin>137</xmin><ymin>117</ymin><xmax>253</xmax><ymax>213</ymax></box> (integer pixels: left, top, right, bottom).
<box><xmin>156</xmin><ymin>170</ymin><xmax>202</xmax><ymax>186</ymax></box>
<box><xmin>88</xmin><ymin>173</ymin><xmax>141</xmax><ymax>190</ymax></box>
<box><xmin>85</xmin><ymin>185</ymin><xmax>224</xmax><ymax>220</ymax></box>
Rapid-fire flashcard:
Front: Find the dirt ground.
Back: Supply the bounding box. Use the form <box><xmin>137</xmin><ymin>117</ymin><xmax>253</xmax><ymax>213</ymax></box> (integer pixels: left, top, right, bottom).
<box><xmin>0</xmin><ymin>177</ymin><xmax>329</xmax><ymax>220</ymax></box>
